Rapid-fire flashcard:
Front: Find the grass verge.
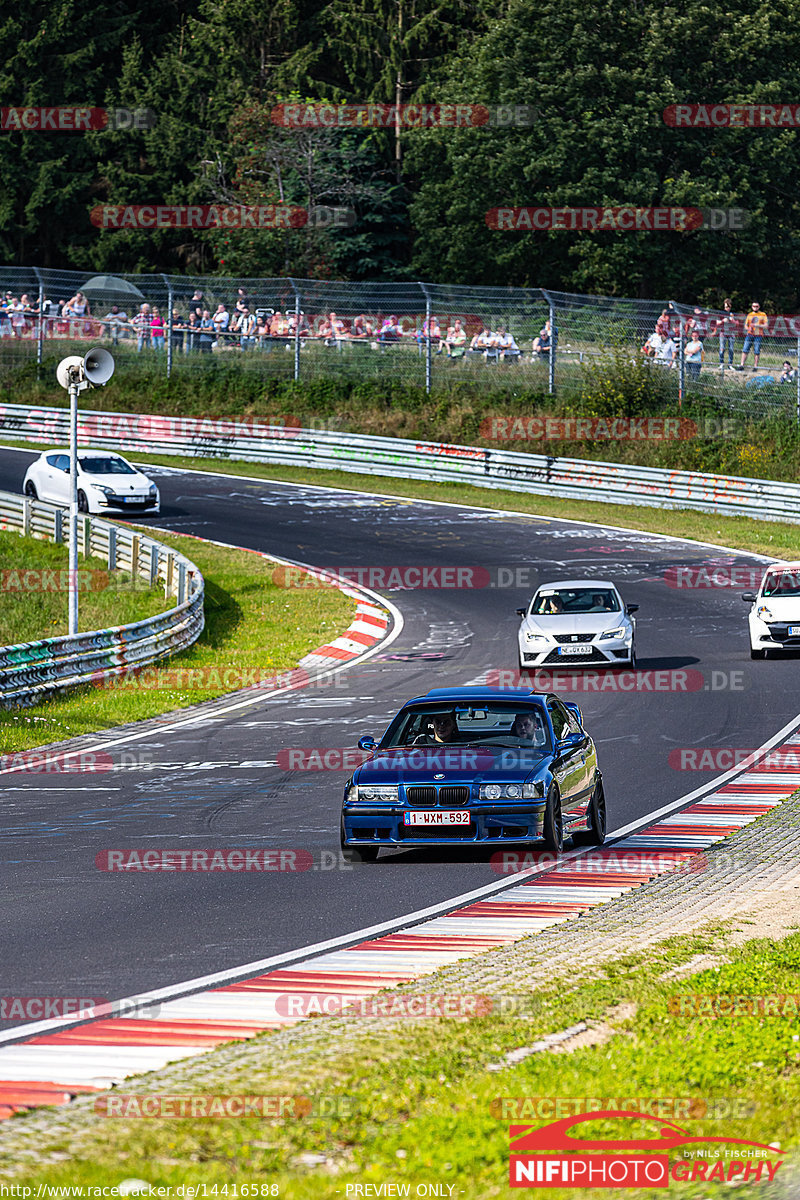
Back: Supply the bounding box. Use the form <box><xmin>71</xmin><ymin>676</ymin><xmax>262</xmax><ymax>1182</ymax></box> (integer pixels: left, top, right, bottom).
<box><xmin>0</xmin><ymin>528</ymin><xmax>355</xmax><ymax>754</ymax></box>
<box><xmin>1</xmin><ymin>912</ymin><xmax>797</xmax><ymax>1197</ymax></box>
<box><xmin>0</xmin><ymin>528</ymin><xmax>166</xmax><ymax>646</ymax></box>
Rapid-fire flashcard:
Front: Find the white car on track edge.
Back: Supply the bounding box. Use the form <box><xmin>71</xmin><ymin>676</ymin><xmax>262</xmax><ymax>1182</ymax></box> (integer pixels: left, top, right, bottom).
<box><xmin>742</xmin><ymin>562</ymin><xmax>800</xmax><ymax>659</ymax></box>
<box><xmin>23</xmin><ymin>448</ymin><xmax>160</xmax><ymax>516</ymax></box>
<box><xmin>517</xmin><ymin>578</ymin><xmax>638</xmax><ymax>670</ymax></box>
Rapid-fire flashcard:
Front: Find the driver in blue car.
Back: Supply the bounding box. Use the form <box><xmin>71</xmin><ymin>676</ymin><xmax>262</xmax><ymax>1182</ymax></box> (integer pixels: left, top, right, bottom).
<box><xmin>413</xmin><ymin>710</ymin><xmax>459</xmax><ymax>745</ymax></box>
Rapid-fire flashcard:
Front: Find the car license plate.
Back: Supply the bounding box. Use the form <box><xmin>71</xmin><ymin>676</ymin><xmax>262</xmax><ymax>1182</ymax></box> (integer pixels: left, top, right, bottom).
<box><xmin>558</xmin><ymin>645</ymin><xmax>592</xmax><ymax>655</ymax></box>
<box><xmin>403</xmin><ymin>810</ymin><xmax>470</xmax><ymax>826</ymax></box>
<box><xmin>790</xmin><ymin>626</ymin><xmax>800</xmax><ymax>636</ymax></box>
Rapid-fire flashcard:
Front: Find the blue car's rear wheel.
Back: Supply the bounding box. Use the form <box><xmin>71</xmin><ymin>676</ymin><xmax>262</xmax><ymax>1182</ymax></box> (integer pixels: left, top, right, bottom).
<box><xmin>574</xmin><ymin>775</ymin><xmax>606</xmax><ymax>845</ymax></box>
<box><xmin>542</xmin><ymin>785</ymin><xmax>563</xmax><ymax>854</ymax></box>
<box><xmin>340</xmin><ymin>817</ymin><xmax>379</xmax><ymax>863</ymax></box>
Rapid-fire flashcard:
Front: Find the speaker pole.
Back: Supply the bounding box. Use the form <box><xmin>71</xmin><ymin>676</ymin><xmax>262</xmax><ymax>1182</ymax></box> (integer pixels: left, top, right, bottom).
<box><xmin>68</xmin><ymin>377</ymin><xmax>79</xmax><ymax>636</ymax></box>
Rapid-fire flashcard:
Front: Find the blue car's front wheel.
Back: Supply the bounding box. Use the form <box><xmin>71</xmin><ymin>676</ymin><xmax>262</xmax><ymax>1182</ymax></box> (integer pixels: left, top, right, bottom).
<box><xmin>542</xmin><ymin>785</ymin><xmax>563</xmax><ymax>854</ymax></box>
<box><xmin>340</xmin><ymin>817</ymin><xmax>379</xmax><ymax>863</ymax></box>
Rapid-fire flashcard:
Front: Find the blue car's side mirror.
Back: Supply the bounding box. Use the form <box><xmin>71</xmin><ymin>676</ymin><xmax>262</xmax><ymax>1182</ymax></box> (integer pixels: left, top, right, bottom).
<box><xmin>358</xmin><ymin>736</ymin><xmax>377</xmax><ymax>751</ymax></box>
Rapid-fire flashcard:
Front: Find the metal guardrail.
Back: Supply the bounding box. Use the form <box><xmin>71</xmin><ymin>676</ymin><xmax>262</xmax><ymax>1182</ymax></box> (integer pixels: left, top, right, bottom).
<box><xmin>0</xmin><ymin>490</ymin><xmax>204</xmax><ymax>707</ymax></box>
<box><xmin>0</xmin><ymin>402</ymin><xmax>797</xmax><ymax>525</ymax></box>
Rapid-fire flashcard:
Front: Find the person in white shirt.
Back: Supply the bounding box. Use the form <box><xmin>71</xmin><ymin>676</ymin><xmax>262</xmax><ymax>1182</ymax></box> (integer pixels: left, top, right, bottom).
<box><xmin>495</xmin><ymin>327</ymin><xmax>520</xmax><ymax>360</ymax></box>
<box><xmin>656</xmin><ymin>335</ymin><xmax>677</xmax><ymax>367</ymax></box>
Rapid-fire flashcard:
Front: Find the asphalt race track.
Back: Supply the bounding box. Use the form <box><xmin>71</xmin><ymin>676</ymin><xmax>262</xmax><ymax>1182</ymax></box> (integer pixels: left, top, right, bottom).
<box><xmin>0</xmin><ymin>446</ymin><xmax>794</xmax><ymax>1027</ymax></box>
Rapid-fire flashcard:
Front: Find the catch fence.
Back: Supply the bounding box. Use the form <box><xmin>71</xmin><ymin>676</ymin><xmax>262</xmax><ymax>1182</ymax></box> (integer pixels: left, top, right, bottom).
<box><xmin>0</xmin><ymin>267</ymin><xmax>798</xmax><ymax>415</ymax></box>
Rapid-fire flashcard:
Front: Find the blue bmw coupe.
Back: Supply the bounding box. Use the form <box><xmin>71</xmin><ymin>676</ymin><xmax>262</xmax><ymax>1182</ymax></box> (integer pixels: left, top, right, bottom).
<box><xmin>339</xmin><ymin>686</ymin><xmax>605</xmax><ymax>862</ymax></box>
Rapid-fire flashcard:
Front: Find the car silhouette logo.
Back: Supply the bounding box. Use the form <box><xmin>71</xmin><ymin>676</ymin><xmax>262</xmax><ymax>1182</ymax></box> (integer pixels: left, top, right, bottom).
<box><xmin>509</xmin><ymin>1111</ymin><xmax>784</xmax><ymax>1156</ymax></box>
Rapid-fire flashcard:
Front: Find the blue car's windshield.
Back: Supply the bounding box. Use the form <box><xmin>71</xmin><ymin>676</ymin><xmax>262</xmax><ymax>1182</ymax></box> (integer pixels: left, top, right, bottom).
<box><xmin>382</xmin><ymin>702</ymin><xmax>551</xmax><ymax>752</ymax></box>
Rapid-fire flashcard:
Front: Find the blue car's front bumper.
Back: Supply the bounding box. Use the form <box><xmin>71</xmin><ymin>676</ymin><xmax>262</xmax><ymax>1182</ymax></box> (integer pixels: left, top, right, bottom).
<box><xmin>341</xmin><ymin>803</ymin><xmax>547</xmax><ymax>847</ymax></box>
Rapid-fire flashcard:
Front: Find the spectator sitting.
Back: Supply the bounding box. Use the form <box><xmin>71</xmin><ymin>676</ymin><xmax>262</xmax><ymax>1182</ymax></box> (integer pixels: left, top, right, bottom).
<box><xmin>322</xmin><ymin>311</ymin><xmax>346</xmax><ymax>345</ymax></box>
<box><xmin>378</xmin><ymin>314</ymin><xmax>402</xmax><ymax>342</ymax></box>
<box><xmin>416</xmin><ymin>316</ymin><xmax>440</xmax><ymax>349</ymax></box>
<box><xmin>532</xmin><ymin>319</ymin><xmax>554</xmax><ymax>357</ymax></box>
<box><xmin>778</xmin><ymin>360</ymin><xmax>796</xmax><ymax>385</ymax></box>
<box><xmin>443</xmin><ymin>319</ymin><xmax>466</xmax><ymax>357</ymax></box>
<box><xmin>469</xmin><ymin>326</ymin><xmax>494</xmax><ymax>356</ymax></box>
<box><xmin>495</xmin><ymin>327</ymin><xmax>520</xmax><ymax>360</ymax></box>
<box><xmin>656</xmin><ymin>333</ymin><xmax>677</xmax><ymax>368</ymax></box>
<box><xmin>270</xmin><ymin>310</ymin><xmax>289</xmax><ymax>336</ymax></box>
<box><xmin>63</xmin><ymin>291</ymin><xmax>91</xmax><ymax>318</ymax></box>
<box><xmin>101</xmin><ymin>305</ymin><xmax>128</xmax><ymax>341</ymax></box>
<box><xmin>352</xmin><ymin>313</ymin><xmax>374</xmax><ymax>338</ymax></box>
<box><xmin>641</xmin><ymin>331</ymin><xmax>664</xmax><ymax>358</ymax></box>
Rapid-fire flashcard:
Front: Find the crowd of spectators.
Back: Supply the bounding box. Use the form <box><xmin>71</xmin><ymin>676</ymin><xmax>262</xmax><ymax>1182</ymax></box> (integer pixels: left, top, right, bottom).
<box><xmin>639</xmin><ymin>301</ymin><xmax>795</xmax><ymax>385</ymax></box>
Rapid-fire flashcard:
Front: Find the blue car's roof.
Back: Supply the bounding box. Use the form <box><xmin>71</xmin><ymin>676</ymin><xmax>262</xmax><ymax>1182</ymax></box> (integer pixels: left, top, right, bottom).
<box><xmin>404</xmin><ymin>687</ymin><xmax>547</xmax><ymax>706</ymax></box>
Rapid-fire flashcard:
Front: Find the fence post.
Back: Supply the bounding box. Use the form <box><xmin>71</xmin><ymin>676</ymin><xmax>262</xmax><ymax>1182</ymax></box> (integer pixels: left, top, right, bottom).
<box><xmin>796</xmin><ymin>336</ymin><xmax>800</xmax><ymax>425</ymax></box>
<box><xmin>33</xmin><ymin>268</ymin><xmax>45</xmax><ymax>375</ymax></box>
<box><xmin>289</xmin><ymin>277</ymin><xmax>301</xmax><ymax>383</ymax></box>
<box><xmin>541</xmin><ymin>290</ymin><xmax>556</xmax><ymax>396</ymax></box>
<box><xmin>418</xmin><ymin>281</ymin><xmax>432</xmax><ymax>394</ymax></box>
<box><xmin>678</xmin><ymin>314</ymin><xmax>685</xmax><ymax>408</ymax></box>
<box><xmin>54</xmin><ymin>508</ymin><xmax>63</xmax><ymax>544</ymax></box>
<box><xmin>108</xmin><ymin>526</ymin><xmax>117</xmax><ymax>570</ymax></box>
<box><xmin>163</xmin><ymin>274</ymin><xmax>174</xmax><ymax>379</ymax></box>
<box><xmin>178</xmin><ymin>561</ymin><xmax>187</xmax><ymax>605</ymax></box>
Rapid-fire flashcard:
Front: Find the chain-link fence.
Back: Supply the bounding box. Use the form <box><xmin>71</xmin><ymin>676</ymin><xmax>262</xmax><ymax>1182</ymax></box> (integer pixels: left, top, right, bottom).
<box><xmin>1</xmin><ymin>266</ymin><xmax>798</xmax><ymax>417</ymax></box>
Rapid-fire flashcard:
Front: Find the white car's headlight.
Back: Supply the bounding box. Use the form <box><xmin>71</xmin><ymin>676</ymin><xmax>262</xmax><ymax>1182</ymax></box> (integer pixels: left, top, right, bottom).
<box><xmin>600</xmin><ymin>627</ymin><xmax>627</xmax><ymax>640</ymax></box>
<box><xmin>346</xmin><ymin>784</ymin><xmax>398</xmax><ymax>803</ymax></box>
<box><xmin>94</xmin><ymin>484</ymin><xmax>114</xmax><ymax>496</ymax></box>
<box><xmin>756</xmin><ymin>606</ymin><xmax>773</xmax><ymax>621</ymax></box>
<box><xmin>149</xmin><ymin>484</ymin><xmax>158</xmax><ymax>496</ymax></box>
<box><xmin>525</xmin><ymin>631</ymin><xmax>546</xmax><ymax>642</ymax></box>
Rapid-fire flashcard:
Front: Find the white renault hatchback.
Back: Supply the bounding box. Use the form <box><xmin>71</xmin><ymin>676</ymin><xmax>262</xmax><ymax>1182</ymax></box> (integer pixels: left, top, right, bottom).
<box><xmin>742</xmin><ymin>562</ymin><xmax>800</xmax><ymax>659</ymax></box>
<box><xmin>23</xmin><ymin>449</ymin><xmax>160</xmax><ymax>516</ymax></box>
<box><xmin>517</xmin><ymin>579</ymin><xmax>638</xmax><ymax>670</ymax></box>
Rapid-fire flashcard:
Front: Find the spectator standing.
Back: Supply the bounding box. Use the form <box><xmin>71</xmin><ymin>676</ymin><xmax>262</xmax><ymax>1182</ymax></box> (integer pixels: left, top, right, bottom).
<box><xmin>212</xmin><ymin>304</ymin><xmax>230</xmax><ymax>344</ymax></box>
<box><xmin>198</xmin><ymin>309</ymin><xmax>216</xmax><ymax>353</ymax></box>
<box><xmin>736</xmin><ymin>301</ymin><xmax>769</xmax><ymax>370</ymax></box>
<box><xmin>150</xmin><ymin>307</ymin><xmax>165</xmax><ymax>352</ymax></box>
<box><xmin>685</xmin><ymin>331</ymin><xmax>704</xmax><ymax>381</ymax></box>
<box><xmin>713</xmin><ymin>298</ymin><xmax>737</xmax><ymax>369</ymax></box>
<box><xmin>239</xmin><ymin>307</ymin><xmax>256</xmax><ymax>350</ymax></box>
<box><xmin>641</xmin><ymin>330</ymin><xmax>664</xmax><ymax>358</ymax></box>
<box><xmin>132</xmin><ymin>303</ymin><xmax>153</xmax><ymax>352</ymax></box>
<box><xmin>655</xmin><ymin>309</ymin><xmax>671</xmax><ymax>338</ymax></box>
<box><xmin>656</xmin><ymin>333</ymin><xmax>677</xmax><ymax>368</ymax></box>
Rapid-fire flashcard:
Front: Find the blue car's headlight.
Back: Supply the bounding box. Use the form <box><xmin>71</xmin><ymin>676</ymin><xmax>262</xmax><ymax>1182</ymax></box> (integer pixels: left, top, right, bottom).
<box><xmin>480</xmin><ymin>782</ymin><xmax>543</xmax><ymax>801</ymax></box>
<box><xmin>346</xmin><ymin>784</ymin><xmax>399</xmax><ymax>803</ymax></box>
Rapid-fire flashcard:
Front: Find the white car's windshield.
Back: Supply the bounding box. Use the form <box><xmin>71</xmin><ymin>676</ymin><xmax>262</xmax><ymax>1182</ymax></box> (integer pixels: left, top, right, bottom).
<box><xmin>79</xmin><ymin>456</ymin><xmax>136</xmax><ymax>475</ymax></box>
<box><xmin>531</xmin><ymin>588</ymin><xmax>621</xmax><ymax>615</ymax></box>
<box><xmin>762</xmin><ymin>572</ymin><xmax>800</xmax><ymax>597</ymax></box>
<box><xmin>382</xmin><ymin>703</ymin><xmax>551</xmax><ymax>751</ymax></box>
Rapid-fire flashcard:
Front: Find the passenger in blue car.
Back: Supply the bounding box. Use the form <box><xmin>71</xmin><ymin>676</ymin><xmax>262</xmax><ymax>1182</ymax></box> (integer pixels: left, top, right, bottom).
<box><xmin>511</xmin><ymin>711</ymin><xmax>548</xmax><ymax>747</ymax></box>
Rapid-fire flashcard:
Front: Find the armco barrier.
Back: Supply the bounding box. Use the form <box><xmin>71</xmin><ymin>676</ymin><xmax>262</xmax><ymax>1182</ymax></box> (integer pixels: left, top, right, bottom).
<box><xmin>0</xmin><ymin>490</ymin><xmax>204</xmax><ymax>706</ymax></box>
<box><xmin>0</xmin><ymin>403</ymin><xmax>797</xmax><ymax>523</ymax></box>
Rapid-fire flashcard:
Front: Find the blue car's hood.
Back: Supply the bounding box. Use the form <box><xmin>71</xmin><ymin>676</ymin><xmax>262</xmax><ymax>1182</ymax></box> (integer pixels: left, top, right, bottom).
<box><xmin>353</xmin><ymin>745</ymin><xmax>547</xmax><ymax>784</ymax></box>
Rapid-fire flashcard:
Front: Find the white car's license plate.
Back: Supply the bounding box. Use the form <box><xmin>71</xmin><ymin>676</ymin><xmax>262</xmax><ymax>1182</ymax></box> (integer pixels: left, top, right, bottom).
<box><xmin>789</xmin><ymin>626</ymin><xmax>800</xmax><ymax>636</ymax></box>
<box><xmin>558</xmin><ymin>645</ymin><xmax>593</xmax><ymax>655</ymax></box>
<box><xmin>403</xmin><ymin>810</ymin><xmax>470</xmax><ymax>826</ymax></box>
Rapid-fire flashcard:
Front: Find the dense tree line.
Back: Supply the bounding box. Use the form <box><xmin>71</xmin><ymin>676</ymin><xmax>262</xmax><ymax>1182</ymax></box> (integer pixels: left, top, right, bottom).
<box><xmin>2</xmin><ymin>0</ymin><xmax>800</xmax><ymax>302</ymax></box>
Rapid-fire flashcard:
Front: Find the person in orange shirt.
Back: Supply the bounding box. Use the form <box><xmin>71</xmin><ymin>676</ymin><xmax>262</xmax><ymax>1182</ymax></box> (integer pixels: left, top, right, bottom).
<box><xmin>736</xmin><ymin>301</ymin><xmax>768</xmax><ymax>370</ymax></box>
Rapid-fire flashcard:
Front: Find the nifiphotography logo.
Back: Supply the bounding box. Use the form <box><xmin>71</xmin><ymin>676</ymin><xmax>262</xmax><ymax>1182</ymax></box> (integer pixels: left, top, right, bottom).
<box><xmin>508</xmin><ymin>1111</ymin><xmax>784</xmax><ymax>1187</ymax></box>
